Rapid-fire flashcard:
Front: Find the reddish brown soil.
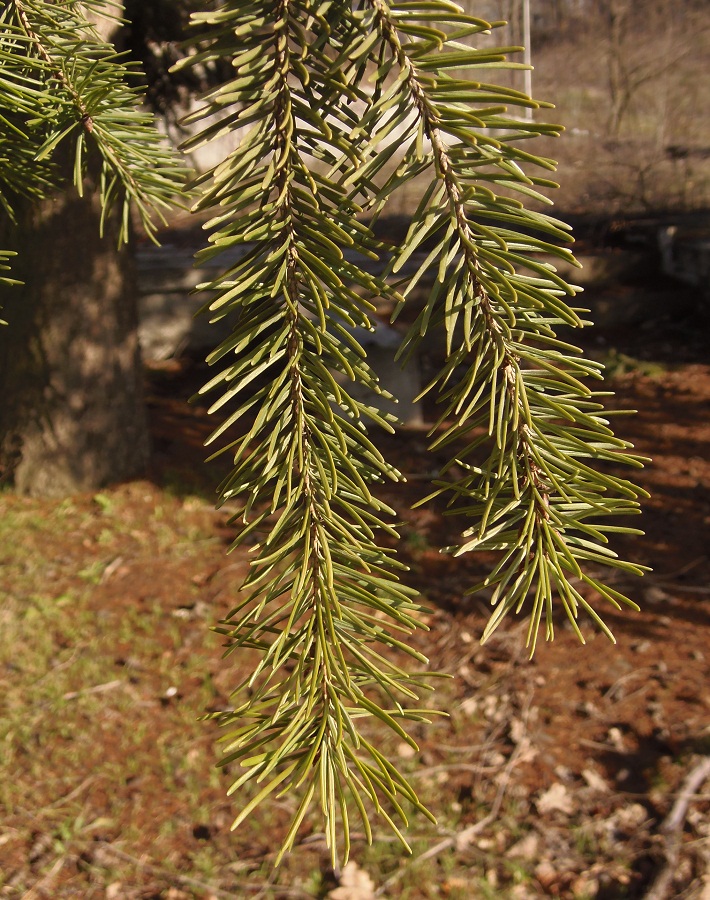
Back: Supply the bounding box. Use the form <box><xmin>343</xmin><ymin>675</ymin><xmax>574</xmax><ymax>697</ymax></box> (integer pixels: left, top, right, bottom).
<box><xmin>141</xmin><ymin>306</ymin><xmax>710</xmax><ymax>897</ymax></box>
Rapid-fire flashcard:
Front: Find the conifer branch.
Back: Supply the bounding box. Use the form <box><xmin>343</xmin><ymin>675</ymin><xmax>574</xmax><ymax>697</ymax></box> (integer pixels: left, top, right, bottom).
<box><xmin>178</xmin><ymin>0</ymin><xmax>648</xmax><ymax>863</ymax></box>
<box><xmin>2</xmin><ymin>0</ymin><xmax>186</xmax><ymax>243</ymax></box>
<box><xmin>180</xmin><ymin>0</ymin><xmax>441</xmax><ymax>867</ymax></box>
<box><xmin>359</xmin><ymin>0</ymin><xmax>648</xmax><ymax>653</ymax></box>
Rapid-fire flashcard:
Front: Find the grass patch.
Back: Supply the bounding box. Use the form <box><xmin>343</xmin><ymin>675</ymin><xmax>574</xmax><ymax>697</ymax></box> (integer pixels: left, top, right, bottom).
<box><xmin>0</xmin><ymin>482</ymin><xmax>484</xmax><ymax>897</ymax></box>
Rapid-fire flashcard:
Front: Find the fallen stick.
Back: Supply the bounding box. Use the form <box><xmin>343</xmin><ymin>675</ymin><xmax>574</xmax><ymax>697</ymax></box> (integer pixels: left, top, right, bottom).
<box><xmin>375</xmin><ymin>693</ymin><xmax>534</xmax><ymax>897</ymax></box>
<box><xmin>20</xmin><ymin>856</ymin><xmax>65</xmax><ymax>900</ymax></box>
<box><xmin>95</xmin><ymin>843</ymin><xmax>313</xmax><ymax>899</ymax></box>
<box><xmin>62</xmin><ymin>679</ymin><xmax>123</xmax><ymax>701</ymax></box>
<box><xmin>643</xmin><ymin>755</ymin><xmax>710</xmax><ymax>900</ymax></box>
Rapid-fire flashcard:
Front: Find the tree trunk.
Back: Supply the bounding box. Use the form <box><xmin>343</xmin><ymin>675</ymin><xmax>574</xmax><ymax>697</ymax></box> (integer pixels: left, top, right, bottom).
<box><xmin>0</xmin><ymin>184</ymin><xmax>150</xmax><ymax>497</ymax></box>
<box><xmin>606</xmin><ymin>0</ymin><xmax>630</xmax><ymax>138</ymax></box>
<box><xmin>0</xmin><ymin>3</ymin><xmax>151</xmax><ymax>498</ymax></box>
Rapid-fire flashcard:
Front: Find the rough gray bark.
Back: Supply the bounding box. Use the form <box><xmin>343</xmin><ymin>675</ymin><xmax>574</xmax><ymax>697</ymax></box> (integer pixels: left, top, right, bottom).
<box><xmin>0</xmin><ymin>3</ymin><xmax>151</xmax><ymax>498</ymax></box>
<box><xmin>0</xmin><ymin>184</ymin><xmax>150</xmax><ymax>497</ymax></box>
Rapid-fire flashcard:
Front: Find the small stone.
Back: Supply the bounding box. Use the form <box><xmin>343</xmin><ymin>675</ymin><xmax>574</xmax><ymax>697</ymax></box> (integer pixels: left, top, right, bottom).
<box><xmin>571</xmin><ymin>874</ymin><xmax>599</xmax><ymax>897</ymax></box>
<box><xmin>485</xmin><ymin>867</ymin><xmax>499</xmax><ymax>887</ymax></box>
<box><xmin>616</xmin><ymin>768</ymin><xmax>631</xmax><ymax>783</ymax></box>
<box><xmin>443</xmin><ymin>877</ymin><xmax>469</xmax><ymax>893</ymax></box>
<box><xmin>614</xmin><ymin>802</ymin><xmax>648</xmax><ymax>832</ymax></box>
<box><xmin>511</xmin><ymin>887</ymin><xmax>537</xmax><ymax>900</ymax></box>
<box><xmin>643</xmin><ymin>586</ymin><xmax>668</xmax><ymax>605</ymax></box>
<box><xmin>509</xmin><ymin>717</ymin><xmax>526</xmax><ymax>745</ymax></box>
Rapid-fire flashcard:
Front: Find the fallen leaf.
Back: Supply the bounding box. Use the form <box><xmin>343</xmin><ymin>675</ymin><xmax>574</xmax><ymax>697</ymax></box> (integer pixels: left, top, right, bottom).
<box><xmin>396</xmin><ymin>741</ymin><xmax>416</xmax><ymax>760</ymax></box>
<box><xmin>328</xmin><ymin>861</ymin><xmax>378</xmax><ymax>900</ymax></box>
<box><xmin>536</xmin><ymin>783</ymin><xmax>574</xmax><ymax>815</ymax></box>
<box><xmin>507</xmin><ymin>832</ymin><xmax>540</xmax><ymax>861</ymax></box>
<box><xmin>534</xmin><ymin>860</ymin><xmax>557</xmax><ymax>889</ymax></box>
<box><xmin>582</xmin><ymin>768</ymin><xmax>610</xmax><ymax>792</ymax></box>
<box><xmin>509</xmin><ymin>717</ymin><xmax>526</xmax><ymax>745</ymax></box>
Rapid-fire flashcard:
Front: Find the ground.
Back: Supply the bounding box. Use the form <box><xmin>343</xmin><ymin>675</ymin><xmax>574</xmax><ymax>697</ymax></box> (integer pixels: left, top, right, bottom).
<box><xmin>0</xmin><ymin>284</ymin><xmax>709</xmax><ymax>899</ymax></box>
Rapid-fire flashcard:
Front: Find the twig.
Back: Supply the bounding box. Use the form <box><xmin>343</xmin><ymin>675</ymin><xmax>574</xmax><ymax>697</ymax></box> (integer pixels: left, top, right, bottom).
<box><xmin>100</xmin><ymin>556</ymin><xmax>125</xmax><ymax>583</ymax></box>
<box><xmin>658</xmin><ymin>585</ymin><xmax>710</xmax><ymax>594</ymax></box>
<box><xmin>33</xmin><ymin>645</ymin><xmax>81</xmax><ymax>685</ymax></box>
<box><xmin>643</xmin><ymin>756</ymin><xmax>710</xmax><ymax>900</ymax></box>
<box><xmin>21</xmin><ymin>856</ymin><xmax>65</xmax><ymax>900</ymax></box>
<box><xmin>13</xmin><ymin>0</ymin><xmax>95</xmax><ymax>131</ymax></box>
<box><xmin>376</xmin><ymin>691</ymin><xmax>534</xmax><ymax>896</ymax></box>
<box><xmin>659</xmin><ymin>757</ymin><xmax>710</xmax><ymax>835</ymax></box>
<box><xmin>62</xmin><ymin>680</ymin><xmax>123</xmax><ymax>701</ymax></box>
<box><xmin>579</xmin><ymin>738</ymin><xmax>631</xmax><ymax>755</ymax></box>
<box><xmin>95</xmin><ymin>843</ymin><xmax>314</xmax><ymax>899</ymax></box>
<box><xmin>48</xmin><ymin>775</ymin><xmax>95</xmax><ymax>808</ymax></box>
<box><xmin>650</xmin><ymin>556</ymin><xmax>706</xmax><ymax>581</ymax></box>
<box><xmin>603</xmin><ymin>667</ymin><xmax>654</xmax><ymax>702</ymax></box>
<box><xmin>408</xmin><ymin>763</ymin><xmax>505</xmax><ymax>779</ymax></box>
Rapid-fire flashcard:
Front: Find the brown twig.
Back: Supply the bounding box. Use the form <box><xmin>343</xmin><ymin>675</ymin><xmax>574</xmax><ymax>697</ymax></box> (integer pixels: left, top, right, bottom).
<box><xmin>375</xmin><ymin>690</ymin><xmax>534</xmax><ymax>896</ymax></box>
<box><xmin>20</xmin><ymin>856</ymin><xmax>65</xmax><ymax>900</ymax></box>
<box><xmin>94</xmin><ymin>843</ymin><xmax>314</xmax><ymax>899</ymax></box>
<box><xmin>62</xmin><ymin>679</ymin><xmax>123</xmax><ymax>701</ymax></box>
<box><xmin>643</xmin><ymin>755</ymin><xmax>710</xmax><ymax>900</ymax></box>
<box><xmin>48</xmin><ymin>775</ymin><xmax>96</xmax><ymax>809</ymax></box>
<box><xmin>408</xmin><ymin>762</ymin><xmax>509</xmax><ymax>779</ymax></box>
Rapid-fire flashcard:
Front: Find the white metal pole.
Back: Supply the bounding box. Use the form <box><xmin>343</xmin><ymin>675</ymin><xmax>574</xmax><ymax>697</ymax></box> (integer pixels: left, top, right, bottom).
<box><xmin>523</xmin><ymin>0</ymin><xmax>533</xmax><ymax>120</ymax></box>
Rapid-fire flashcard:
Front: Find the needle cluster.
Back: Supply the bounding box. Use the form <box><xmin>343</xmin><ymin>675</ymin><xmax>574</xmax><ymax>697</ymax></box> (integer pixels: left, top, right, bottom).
<box><xmin>179</xmin><ymin>0</ymin><xmax>647</xmax><ymax>865</ymax></box>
